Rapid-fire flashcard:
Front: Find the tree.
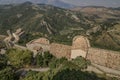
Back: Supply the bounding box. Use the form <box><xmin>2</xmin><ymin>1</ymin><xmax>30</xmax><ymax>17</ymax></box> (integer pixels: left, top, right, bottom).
<box><xmin>0</xmin><ymin>67</ymin><xmax>15</xmax><ymax>80</ymax></box>
<box><xmin>36</xmin><ymin>51</ymin><xmax>55</xmax><ymax>67</ymax></box>
<box><xmin>6</xmin><ymin>48</ymin><xmax>33</xmax><ymax>68</ymax></box>
<box><xmin>20</xmin><ymin>71</ymin><xmax>44</xmax><ymax>80</ymax></box>
<box><xmin>52</xmin><ymin>69</ymin><xmax>105</xmax><ymax>80</ymax></box>
<box><xmin>36</xmin><ymin>54</ymin><xmax>44</xmax><ymax>67</ymax></box>
<box><xmin>0</xmin><ymin>54</ymin><xmax>7</xmax><ymax>70</ymax></box>
<box><xmin>44</xmin><ymin>52</ymin><xmax>54</xmax><ymax>61</ymax></box>
<box><xmin>49</xmin><ymin>57</ymin><xmax>67</xmax><ymax>69</ymax></box>
<box><xmin>0</xmin><ymin>41</ymin><xmax>5</xmax><ymax>49</ymax></box>
<box><xmin>43</xmin><ymin>51</ymin><xmax>55</xmax><ymax>67</ymax></box>
<box><xmin>72</xmin><ymin>56</ymin><xmax>91</xmax><ymax>69</ymax></box>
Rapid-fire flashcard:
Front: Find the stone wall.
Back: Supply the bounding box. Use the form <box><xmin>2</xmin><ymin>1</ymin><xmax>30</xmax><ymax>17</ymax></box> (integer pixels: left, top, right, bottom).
<box><xmin>71</xmin><ymin>36</ymin><xmax>90</xmax><ymax>58</ymax></box>
<box><xmin>26</xmin><ymin>43</ymin><xmax>50</xmax><ymax>57</ymax></box>
<box><xmin>26</xmin><ymin>36</ymin><xmax>120</xmax><ymax>71</ymax></box>
<box><xmin>26</xmin><ymin>38</ymin><xmax>50</xmax><ymax>57</ymax></box>
<box><xmin>27</xmin><ymin>38</ymin><xmax>50</xmax><ymax>45</ymax></box>
<box><xmin>71</xmin><ymin>49</ymin><xmax>86</xmax><ymax>59</ymax></box>
<box><xmin>72</xmin><ymin>36</ymin><xmax>90</xmax><ymax>51</ymax></box>
<box><xmin>87</xmin><ymin>48</ymin><xmax>120</xmax><ymax>70</ymax></box>
<box><xmin>50</xmin><ymin>43</ymin><xmax>71</xmax><ymax>59</ymax></box>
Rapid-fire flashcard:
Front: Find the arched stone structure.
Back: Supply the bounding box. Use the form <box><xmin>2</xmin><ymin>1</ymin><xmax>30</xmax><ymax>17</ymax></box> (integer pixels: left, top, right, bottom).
<box><xmin>71</xmin><ymin>36</ymin><xmax>90</xmax><ymax>59</ymax></box>
<box><xmin>28</xmin><ymin>38</ymin><xmax>50</xmax><ymax>45</ymax></box>
<box><xmin>26</xmin><ymin>38</ymin><xmax>50</xmax><ymax>57</ymax></box>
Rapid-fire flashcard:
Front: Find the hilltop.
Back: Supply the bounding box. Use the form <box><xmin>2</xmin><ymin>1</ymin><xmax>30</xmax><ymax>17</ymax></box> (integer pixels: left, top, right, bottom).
<box><xmin>0</xmin><ymin>2</ymin><xmax>120</xmax><ymax>51</ymax></box>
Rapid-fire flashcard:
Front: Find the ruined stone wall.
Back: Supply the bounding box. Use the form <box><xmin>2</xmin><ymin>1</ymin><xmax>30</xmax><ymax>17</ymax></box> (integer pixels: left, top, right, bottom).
<box><xmin>87</xmin><ymin>48</ymin><xmax>120</xmax><ymax>70</ymax></box>
<box><xmin>28</xmin><ymin>38</ymin><xmax>50</xmax><ymax>45</ymax></box>
<box><xmin>26</xmin><ymin>38</ymin><xmax>50</xmax><ymax>57</ymax></box>
<box><xmin>50</xmin><ymin>43</ymin><xmax>71</xmax><ymax>59</ymax></box>
<box><xmin>71</xmin><ymin>49</ymin><xmax>86</xmax><ymax>59</ymax></box>
<box><xmin>26</xmin><ymin>43</ymin><xmax>50</xmax><ymax>57</ymax></box>
<box><xmin>26</xmin><ymin>36</ymin><xmax>120</xmax><ymax>70</ymax></box>
<box><xmin>71</xmin><ymin>36</ymin><xmax>90</xmax><ymax>58</ymax></box>
<box><xmin>26</xmin><ymin>43</ymin><xmax>50</xmax><ymax>52</ymax></box>
<box><xmin>72</xmin><ymin>36</ymin><xmax>90</xmax><ymax>51</ymax></box>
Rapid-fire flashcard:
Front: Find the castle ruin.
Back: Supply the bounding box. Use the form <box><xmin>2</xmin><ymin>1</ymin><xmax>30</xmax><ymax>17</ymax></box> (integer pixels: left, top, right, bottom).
<box><xmin>26</xmin><ymin>38</ymin><xmax>50</xmax><ymax>57</ymax></box>
<box><xmin>26</xmin><ymin>35</ymin><xmax>120</xmax><ymax>70</ymax></box>
<box><xmin>71</xmin><ymin>36</ymin><xmax>90</xmax><ymax>59</ymax></box>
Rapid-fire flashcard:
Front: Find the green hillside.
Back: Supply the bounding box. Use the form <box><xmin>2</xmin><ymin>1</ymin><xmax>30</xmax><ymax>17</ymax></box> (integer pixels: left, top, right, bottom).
<box><xmin>0</xmin><ymin>2</ymin><xmax>120</xmax><ymax>51</ymax></box>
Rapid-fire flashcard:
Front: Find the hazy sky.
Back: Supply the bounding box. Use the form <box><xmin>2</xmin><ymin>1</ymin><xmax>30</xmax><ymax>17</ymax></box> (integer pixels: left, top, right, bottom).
<box><xmin>62</xmin><ymin>0</ymin><xmax>120</xmax><ymax>7</ymax></box>
<box><xmin>0</xmin><ymin>0</ymin><xmax>120</xmax><ymax>7</ymax></box>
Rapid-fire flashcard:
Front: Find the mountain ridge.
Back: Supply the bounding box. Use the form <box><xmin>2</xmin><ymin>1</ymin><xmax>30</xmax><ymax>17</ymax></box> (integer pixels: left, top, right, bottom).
<box><xmin>0</xmin><ymin>0</ymin><xmax>120</xmax><ymax>8</ymax></box>
<box><xmin>0</xmin><ymin>2</ymin><xmax>120</xmax><ymax>51</ymax></box>
<box><xmin>0</xmin><ymin>0</ymin><xmax>76</xmax><ymax>8</ymax></box>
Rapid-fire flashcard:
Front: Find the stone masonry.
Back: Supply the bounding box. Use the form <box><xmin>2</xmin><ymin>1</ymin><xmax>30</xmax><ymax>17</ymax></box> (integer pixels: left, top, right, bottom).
<box><xmin>71</xmin><ymin>36</ymin><xmax>90</xmax><ymax>58</ymax></box>
<box><xmin>26</xmin><ymin>36</ymin><xmax>120</xmax><ymax>70</ymax></box>
<box><xmin>87</xmin><ymin>48</ymin><xmax>120</xmax><ymax>70</ymax></box>
<box><xmin>50</xmin><ymin>43</ymin><xmax>71</xmax><ymax>59</ymax></box>
<box><xmin>26</xmin><ymin>38</ymin><xmax>50</xmax><ymax>57</ymax></box>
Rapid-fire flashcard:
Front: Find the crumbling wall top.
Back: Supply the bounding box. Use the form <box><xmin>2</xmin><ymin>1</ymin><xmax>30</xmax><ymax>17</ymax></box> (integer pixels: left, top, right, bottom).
<box><xmin>27</xmin><ymin>38</ymin><xmax>50</xmax><ymax>45</ymax></box>
<box><xmin>72</xmin><ymin>36</ymin><xmax>90</xmax><ymax>51</ymax></box>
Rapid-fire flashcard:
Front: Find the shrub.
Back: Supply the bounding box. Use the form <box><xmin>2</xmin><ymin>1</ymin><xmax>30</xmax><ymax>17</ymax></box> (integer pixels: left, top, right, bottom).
<box><xmin>6</xmin><ymin>48</ymin><xmax>33</xmax><ymax>68</ymax></box>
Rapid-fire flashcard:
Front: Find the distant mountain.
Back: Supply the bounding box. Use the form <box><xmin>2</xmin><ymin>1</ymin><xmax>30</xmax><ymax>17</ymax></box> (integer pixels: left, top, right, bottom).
<box><xmin>0</xmin><ymin>2</ymin><xmax>120</xmax><ymax>51</ymax></box>
<box><xmin>44</xmin><ymin>0</ymin><xmax>75</xmax><ymax>8</ymax></box>
<box><xmin>0</xmin><ymin>0</ymin><xmax>75</xmax><ymax>9</ymax></box>
<box><xmin>24</xmin><ymin>1</ymin><xmax>75</xmax><ymax>8</ymax></box>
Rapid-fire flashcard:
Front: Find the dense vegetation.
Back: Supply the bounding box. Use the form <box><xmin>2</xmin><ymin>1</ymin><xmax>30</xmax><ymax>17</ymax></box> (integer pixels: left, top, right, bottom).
<box><xmin>0</xmin><ymin>54</ymin><xmax>7</xmax><ymax>69</ymax></box>
<box><xmin>6</xmin><ymin>48</ymin><xmax>33</xmax><ymax>68</ymax></box>
<box><xmin>0</xmin><ymin>41</ymin><xmax>5</xmax><ymax>49</ymax></box>
<box><xmin>20</xmin><ymin>56</ymin><xmax>102</xmax><ymax>80</ymax></box>
<box><xmin>36</xmin><ymin>51</ymin><xmax>55</xmax><ymax>67</ymax></box>
<box><xmin>0</xmin><ymin>67</ymin><xmax>16</xmax><ymax>80</ymax></box>
<box><xmin>0</xmin><ymin>48</ymin><xmax>119</xmax><ymax>80</ymax></box>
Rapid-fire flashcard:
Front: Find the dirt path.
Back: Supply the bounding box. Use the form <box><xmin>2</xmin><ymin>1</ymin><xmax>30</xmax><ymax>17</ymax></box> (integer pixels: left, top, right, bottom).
<box><xmin>86</xmin><ymin>63</ymin><xmax>120</xmax><ymax>78</ymax></box>
<box><xmin>24</xmin><ymin>68</ymin><xmax>50</xmax><ymax>72</ymax></box>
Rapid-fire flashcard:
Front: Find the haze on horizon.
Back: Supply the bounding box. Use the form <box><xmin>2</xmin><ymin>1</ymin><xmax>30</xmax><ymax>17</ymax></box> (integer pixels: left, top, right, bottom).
<box><xmin>0</xmin><ymin>0</ymin><xmax>120</xmax><ymax>8</ymax></box>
